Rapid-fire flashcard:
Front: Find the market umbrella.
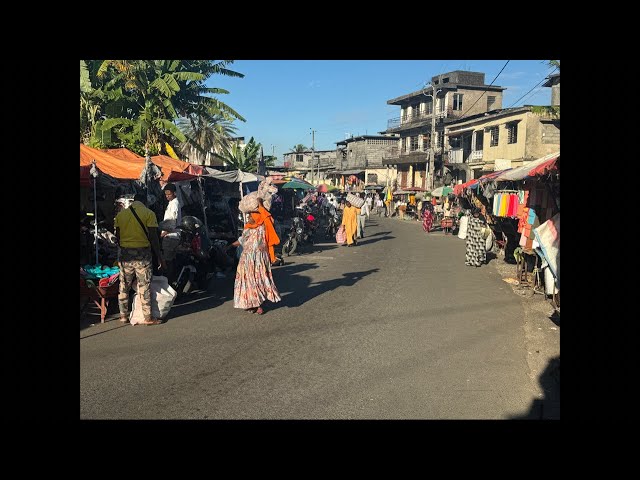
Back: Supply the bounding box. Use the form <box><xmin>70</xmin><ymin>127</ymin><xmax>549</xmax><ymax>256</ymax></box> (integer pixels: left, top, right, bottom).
<box><xmin>430</xmin><ymin>186</ymin><xmax>453</xmax><ymax>197</ymax></box>
<box><xmin>281</xmin><ymin>179</ymin><xmax>314</xmax><ymax>190</ymax></box>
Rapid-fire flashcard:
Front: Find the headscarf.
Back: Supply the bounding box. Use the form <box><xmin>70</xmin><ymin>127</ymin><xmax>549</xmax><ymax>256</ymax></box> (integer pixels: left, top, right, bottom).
<box><xmin>244</xmin><ymin>212</ymin><xmax>264</xmax><ymax>230</ymax></box>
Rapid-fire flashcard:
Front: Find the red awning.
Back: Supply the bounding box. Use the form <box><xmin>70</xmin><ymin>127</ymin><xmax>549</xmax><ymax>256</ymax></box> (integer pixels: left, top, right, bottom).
<box><xmin>528</xmin><ymin>157</ymin><xmax>559</xmax><ymax>177</ymax></box>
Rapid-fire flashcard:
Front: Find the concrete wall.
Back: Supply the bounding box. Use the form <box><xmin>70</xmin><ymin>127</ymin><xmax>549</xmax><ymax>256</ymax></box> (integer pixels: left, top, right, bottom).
<box><xmin>343</xmin><ymin>138</ymin><xmax>399</xmax><ymax>169</ymax></box>
<box><xmin>451</xmin><ymin>87</ymin><xmax>503</xmax><ymax>117</ymax></box>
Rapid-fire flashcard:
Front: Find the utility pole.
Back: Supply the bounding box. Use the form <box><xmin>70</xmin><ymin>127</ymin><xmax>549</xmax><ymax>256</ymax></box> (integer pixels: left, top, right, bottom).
<box><xmin>310</xmin><ymin>128</ymin><xmax>316</xmax><ymax>185</ymax></box>
<box><xmin>428</xmin><ymin>75</ymin><xmax>442</xmax><ymax>191</ymax></box>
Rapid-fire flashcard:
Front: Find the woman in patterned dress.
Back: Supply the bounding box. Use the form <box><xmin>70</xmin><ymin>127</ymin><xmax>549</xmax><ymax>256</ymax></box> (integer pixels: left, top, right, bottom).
<box><xmin>232</xmin><ymin>212</ymin><xmax>281</xmax><ymax>315</ymax></box>
<box><xmin>421</xmin><ymin>200</ymin><xmax>434</xmax><ymax>233</ymax></box>
<box><xmin>465</xmin><ymin>209</ymin><xmax>487</xmax><ymax>267</ymax></box>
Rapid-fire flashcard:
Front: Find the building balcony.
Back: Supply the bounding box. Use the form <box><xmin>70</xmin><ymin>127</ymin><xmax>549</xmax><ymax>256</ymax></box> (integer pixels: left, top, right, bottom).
<box><xmin>467</xmin><ymin>150</ymin><xmax>483</xmax><ymax>164</ymax></box>
<box><xmin>386</xmin><ymin>106</ymin><xmax>464</xmax><ymax>132</ymax></box>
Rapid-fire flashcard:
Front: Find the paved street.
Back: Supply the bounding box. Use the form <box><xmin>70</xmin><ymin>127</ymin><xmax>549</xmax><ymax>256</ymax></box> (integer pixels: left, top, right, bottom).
<box><xmin>80</xmin><ymin>215</ymin><xmax>558</xmax><ymax>419</ymax></box>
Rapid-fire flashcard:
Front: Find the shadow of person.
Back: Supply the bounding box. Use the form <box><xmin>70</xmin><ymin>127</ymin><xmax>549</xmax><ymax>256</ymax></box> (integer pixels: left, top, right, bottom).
<box><xmin>272</xmin><ymin>268</ymin><xmax>380</xmax><ymax>310</ymax></box>
<box><xmin>510</xmin><ymin>356</ymin><xmax>560</xmax><ymax>419</ymax></box>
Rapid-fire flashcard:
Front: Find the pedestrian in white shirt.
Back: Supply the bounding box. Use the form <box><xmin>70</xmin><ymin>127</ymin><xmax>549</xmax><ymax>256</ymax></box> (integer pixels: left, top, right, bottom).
<box><xmin>159</xmin><ymin>183</ymin><xmax>182</xmax><ymax>283</ymax></box>
<box><xmin>357</xmin><ymin>201</ymin><xmax>369</xmax><ymax>238</ymax></box>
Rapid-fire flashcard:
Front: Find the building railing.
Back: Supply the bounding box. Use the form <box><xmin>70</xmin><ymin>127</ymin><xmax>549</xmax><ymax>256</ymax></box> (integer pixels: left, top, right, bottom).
<box><xmin>387</xmin><ymin>106</ymin><xmax>466</xmax><ymax>130</ymax></box>
<box><xmin>447</xmin><ymin>148</ymin><xmax>465</xmax><ymax>164</ymax></box>
<box><xmin>470</xmin><ymin>150</ymin><xmax>483</xmax><ymax>161</ymax></box>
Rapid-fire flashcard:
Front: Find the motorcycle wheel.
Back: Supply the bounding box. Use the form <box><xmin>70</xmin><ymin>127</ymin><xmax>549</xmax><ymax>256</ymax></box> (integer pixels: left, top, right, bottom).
<box><xmin>175</xmin><ymin>270</ymin><xmax>195</xmax><ymax>299</ymax></box>
<box><xmin>282</xmin><ymin>237</ymin><xmax>297</xmax><ymax>256</ymax></box>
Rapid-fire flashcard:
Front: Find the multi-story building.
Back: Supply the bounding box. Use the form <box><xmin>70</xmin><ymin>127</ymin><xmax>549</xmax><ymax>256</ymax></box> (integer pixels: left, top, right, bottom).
<box><xmin>444</xmin><ymin>73</ymin><xmax>560</xmax><ymax>179</ymax></box>
<box><xmin>282</xmin><ymin>149</ymin><xmax>338</xmax><ymax>183</ymax></box>
<box><xmin>382</xmin><ymin>70</ymin><xmax>504</xmax><ymax>190</ymax></box>
<box><xmin>331</xmin><ymin>134</ymin><xmax>399</xmax><ymax>189</ymax></box>
<box><xmin>444</xmin><ymin>107</ymin><xmax>560</xmax><ymax>179</ymax></box>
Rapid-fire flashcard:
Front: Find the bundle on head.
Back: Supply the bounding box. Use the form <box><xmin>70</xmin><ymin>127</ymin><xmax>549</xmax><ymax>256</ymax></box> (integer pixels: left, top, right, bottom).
<box><xmin>238</xmin><ymin>193</ymin><xmax>260</xmax><ymax>214</ymax></box>
<box><xmin>257</xmin><ymin>177</ymin><xmax>278</xmax><ymax>210</ymax></box>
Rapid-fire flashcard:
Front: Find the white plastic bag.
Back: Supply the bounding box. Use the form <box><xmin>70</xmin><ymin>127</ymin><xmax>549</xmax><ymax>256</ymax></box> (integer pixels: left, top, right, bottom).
<box><xmin>457</xmin><ymin>215</ymin><xmax>469</xmax><ymax>239</ymax></box>
<box><xmin>130</xmin><ymin>275</ymin><xmax>177</xmax><ymax>325</ymax></box>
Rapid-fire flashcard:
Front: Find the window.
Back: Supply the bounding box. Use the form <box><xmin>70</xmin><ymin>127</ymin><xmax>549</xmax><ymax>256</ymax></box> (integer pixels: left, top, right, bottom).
<box><xmin>367</xmin><ymin>174</ymin><xmax>378</xmax><ymax>184</ymax></box>
<box><xmin>507</xmin><ymin>122</ymin><xmax>518</xmax><ymax>144</ymax></box>
<box><xmin>443</xmin><ymin>77</ymin><xmax>449</xmax><ymax>83</ymax></box>
<box><xmin>474</xmin><ymin>130</ymin><xmax>483</xmax><ymax>151</ymax></box>
<box><xmin>411</xmin><ymin>103</ymin><xmax>420</xmax><ymax>119</ymax></box>
<box><xmin>296</xmin><ymin>154</ymin><xmax>303</xmax><ymax>162</ymax></box>
<box><xmin>410</xmin><ymin>135</ymin><xmax>419</xmax><ymax>151</ymax></box>
<box><xmin>424</xmin><ymin>100</ymin><xmax>433</xmax><ymax>115</ymax></box>
<box><xmin>449</xmin><ymin>136</ymin><xmax>461</xmax><ymax>149</ymax></box>
<box><xmin>489</xmin><ymin>126</ymin><xmax>499</xmax><ymax>147</ymax></box>
<box><xmin>423</xmin><ymin>134</ymin><xmax>431</xmax><ymax>150</ymax></box>
<box><xmin>487</xmin><ymin>96</ymin><xmax>496</xmax><ymax>111</ymax></box>
<box><xmin>453</xmin><ymin>93</ymin><xmax>463</xmax><ymax>111</ymax></box>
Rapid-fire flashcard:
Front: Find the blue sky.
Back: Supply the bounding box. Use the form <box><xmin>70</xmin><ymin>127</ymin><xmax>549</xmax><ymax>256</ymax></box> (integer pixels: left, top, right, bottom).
<box><xmin>208</xmin><ymin>60</ymin><xmax>557</xmax><ymax>163</ymax></box>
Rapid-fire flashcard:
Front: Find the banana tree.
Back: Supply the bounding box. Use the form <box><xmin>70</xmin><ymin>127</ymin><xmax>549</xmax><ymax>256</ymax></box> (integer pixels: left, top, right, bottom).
<box><xmin>215</xmin><ymin>136</ymin><xmax>262</xmax><ymax>172</ymax></box>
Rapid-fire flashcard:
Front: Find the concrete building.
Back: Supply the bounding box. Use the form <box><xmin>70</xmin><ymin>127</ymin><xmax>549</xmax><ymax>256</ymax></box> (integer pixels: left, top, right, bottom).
<box><xmin>282</xmin><ymin>149</ymin><xmax>338</xmax><ymax>184</ymax></box>
<box><xmin>444</xmin><ymin>106</ymin><xmax>560</xmax><ymax>180</ymax></box>
<box><xmin>382</xmin><ymin>70</ymin><xmax>504</xmax><ymax>190</ymax></box>
<box><xmin>543</xmin><ymin>73</ymin><xmax>560</xmax><ymax>106</ymax></box>
<box><xmin>331</xmin><ymin>134</ymin><xmax>399</xmax><ymax>190</ymax></box>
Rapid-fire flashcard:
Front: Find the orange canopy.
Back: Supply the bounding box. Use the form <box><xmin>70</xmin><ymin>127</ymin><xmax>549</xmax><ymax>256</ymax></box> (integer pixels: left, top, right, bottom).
<box><xmin>80</xmin><ymin>144</ymin><xmax>144</xmax><ymax>180</ymax></box>
<box><xmin>152</xmin><ymin>154</ymin><xmax>203</xmax><ymax>181</ymax></box>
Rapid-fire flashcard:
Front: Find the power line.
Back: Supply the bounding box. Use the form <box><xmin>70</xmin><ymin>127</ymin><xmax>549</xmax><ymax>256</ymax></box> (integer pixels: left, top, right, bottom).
<box><xmin>455</xmin><ymin>60</ymin><xmax>510</xmax><ymax>121</ymax></box>
<box><xmin>508</xmin><ymin>66</ymin><xmax>558</xmax><ymax>108</ymax></box>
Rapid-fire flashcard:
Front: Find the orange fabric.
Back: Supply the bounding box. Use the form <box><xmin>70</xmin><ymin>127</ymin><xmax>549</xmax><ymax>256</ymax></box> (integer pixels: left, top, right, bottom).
<box><xmin>243</xmin><ymin>208</ymin><xmax>280</xmax><ymax>262</ymax></box>
<box><xmin>80</xmin><ymin>144</ymin><xmax>145</xmax><ymax>179</ymax></box>
<box><xmin>258</xmin><ymin>205</ymin><xmax>280</xmax><ymax>263</ymax></box>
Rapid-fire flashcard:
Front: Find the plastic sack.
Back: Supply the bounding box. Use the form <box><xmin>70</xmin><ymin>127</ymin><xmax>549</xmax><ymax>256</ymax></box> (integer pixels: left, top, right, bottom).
<box><xmin>457</xmin><ymin>215</ymin><xmax>469</xmax><ymax>239</ymax></box>
<box><xmin>130</xmin><ymin>275</ymin><xmax>177</xmax><ymax>324</ymax></box>
<box><xmin>335</xmin><ymin>225</ymin><xmax>346</xmax><ymax>244</ymax></box>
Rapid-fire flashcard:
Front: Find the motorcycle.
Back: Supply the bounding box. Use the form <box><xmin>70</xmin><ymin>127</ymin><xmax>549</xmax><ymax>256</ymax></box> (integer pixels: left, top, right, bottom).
<box><xmin>172</xmin><ymin>216</ymin><xmax>215</xmax><ymax>296</ymax></box>
<box><xmin>281</xmin><ymin>206</ymin><xmax>317</xmax><ymax>256</ymax></box>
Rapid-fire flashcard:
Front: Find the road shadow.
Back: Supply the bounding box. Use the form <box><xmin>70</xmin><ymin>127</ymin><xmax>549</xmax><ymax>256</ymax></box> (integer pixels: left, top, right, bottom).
<box><xmin>362</xmin><ymin>231</ymin><xmax>392</xmax><ymax>238</ymax></box>
<box><xmin>510</xmin><ymin>355</ymin><xmax>560</xmax><ymax>420</ymax></box>
<box><xmin>271</xmin><ymin>268</ymin><xmax>379</xmax><ymax>310</ymax></box>
<box><xmin>549</xmin><ymin>310</ymin><xmax>560</xmax><ymax>327</ymax></box>
<box><xmin>356</xmin><ymin>235</ymin><xmax>395</xmax><ymax>246</ymax></box>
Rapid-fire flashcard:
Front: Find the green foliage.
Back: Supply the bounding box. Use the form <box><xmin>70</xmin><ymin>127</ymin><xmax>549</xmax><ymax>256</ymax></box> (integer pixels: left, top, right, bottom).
<box><xmin>530</xmin><ymin>105</ymin><xmax>560</xmax><ymax>118</ymax></box>
<box><xmin>215</xmin><ymin>136</ymin><xmax>263</xmax><ymax>172</ymax></box>
<box><xmin>291</xmin><ymin>144</ymin><xmax>307</xmax><ymax>153</ymax></box>
<box><xmin>81</xmin><ymin>59</ymin><xmax>245</xmax><ymax>156</ymax></box>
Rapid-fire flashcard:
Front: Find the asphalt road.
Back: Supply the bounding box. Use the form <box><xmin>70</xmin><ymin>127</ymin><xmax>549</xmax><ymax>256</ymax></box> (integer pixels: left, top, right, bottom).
<box><xmin>80</xmin><ymin>215</ymin><xmax>541</xmax><ymax>419</ymax></box>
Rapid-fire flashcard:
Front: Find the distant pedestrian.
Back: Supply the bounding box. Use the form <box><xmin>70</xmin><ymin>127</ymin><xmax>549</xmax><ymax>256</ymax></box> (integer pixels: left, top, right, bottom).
<box><xmin>465</xmin><ymin>209</ymin><xmax>487</xmax><ymax>267</ymax></box>
<box><xmin>357</xmin><ymin>201</ymin><xmax>369</xmax><ymax>238</ymax></box>
<box><xmin>341</xmin><ymin>201</ymin><xmax>359</xmax><ymax>247</ymax></box>
<box><xmin>422</xmin><ymin>201</ymin><xmax>434</xmax><ymax>233</ymax></box>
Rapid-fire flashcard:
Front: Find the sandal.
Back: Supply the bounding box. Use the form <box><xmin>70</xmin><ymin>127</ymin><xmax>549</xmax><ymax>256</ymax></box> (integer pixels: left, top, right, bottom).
<box><xmin>246</xmin><ymin>308</ymin><xmax>257</xmax><ymax>314</ymax></box>
<box><xmin>119</xmin><ymin>316</ymin><xmax>129</xmax><ymax>323</ymax></box>
<box><xmin>255</xmin><ymin>307</ymin><xmax>264</xmax><ymax>315</ymax></box>
<box><xmin>139</xmin><ymin>318</ymin><xmax>162</xmax><ymax>326</ymax></box>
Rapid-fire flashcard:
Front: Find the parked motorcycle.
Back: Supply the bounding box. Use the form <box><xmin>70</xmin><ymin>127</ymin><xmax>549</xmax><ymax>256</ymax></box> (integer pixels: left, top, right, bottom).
<box><xmin>281</xmin><ymin>206</ymin><xmax>317</xmax><ymax>256</ymax></box>
<box><xmin>172</xmin><ymin>215</ymin><xmax>215</xmax><ymax>296</ymax></box>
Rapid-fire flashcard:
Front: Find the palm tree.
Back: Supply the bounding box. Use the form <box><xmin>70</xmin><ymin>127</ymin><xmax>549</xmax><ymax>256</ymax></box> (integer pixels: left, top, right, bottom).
<box><xmin>215</xmin><ymin>137</ymin><xmax>262</xmax><ymax>172</ymax></box>
<box><xmin>93</xmin><ymin>60</ymin><xmax>245</xmax><ymax>155</ymax></box>
<box><xmin>291</xmin><ymin>144</ymin><xmax>308</xmax><ymax>153</ymax></box>
<box><xmin>177</xmin><ymin>113</ymin><xmax>237</xmax><ymax>165</ymax></box>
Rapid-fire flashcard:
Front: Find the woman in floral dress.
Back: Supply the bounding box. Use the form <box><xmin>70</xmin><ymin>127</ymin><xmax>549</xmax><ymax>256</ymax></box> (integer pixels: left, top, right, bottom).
<box><xmin>232</xmin><ymin>212</ymin><xmax>281</xmax><ymax>315</ymax></box>
<box><xmin>421</xmin><ymin>201</ymin><xmax>434</xmax><ymax>233</ymax></box>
